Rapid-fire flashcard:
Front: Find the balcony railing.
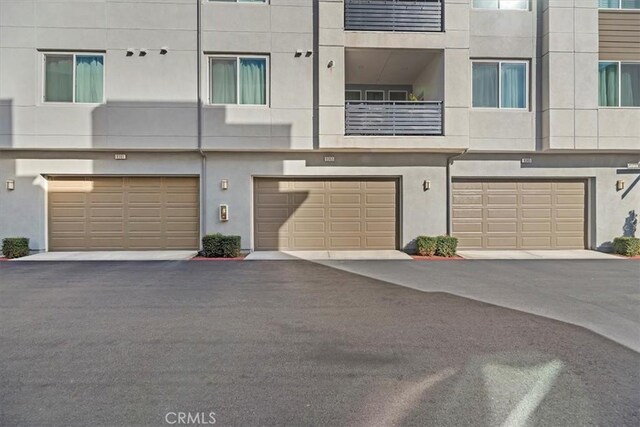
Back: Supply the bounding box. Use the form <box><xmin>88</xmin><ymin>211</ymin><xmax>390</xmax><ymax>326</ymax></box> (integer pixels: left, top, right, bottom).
<box><xmin>345</xmin><ymin>0</ymin><xmax>443</xmax><ymax>32</ymax></box>
<box><xmin>345</xmin><ymin>101</ymin><xmax>443</xmax><ymax>136</ymax></box>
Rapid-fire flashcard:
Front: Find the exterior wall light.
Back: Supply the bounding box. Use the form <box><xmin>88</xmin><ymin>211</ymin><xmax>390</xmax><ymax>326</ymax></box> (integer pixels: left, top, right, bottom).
<box><xmin>160</xmin><ymin>47</ymin><xmax>168</xmax><ymax>55</ymax></box>
<box><xmin>6</xmin><ymin>180</ymin><xmax>15</xmax><ymax>191</ymax></box>
<box><xmin>221</xmin><ymin>179</ymin><xmax>229</xmax><ymax>190</ymax></box>
<box><xmin>616</xmin><ymin>180</ymin><xmax>625</xmax><ymax>191</ymax></box>
<box><xmin>327</xmin><ymin>60</ymin><xmax>334</xmax><ymax>68</ymax></box>
<box><xmin>423</xmin><ymin>180</ymin><xmax>431</xmax><ymax>191</ymax></box>
<box><xmin>219</xmin><ymin>204</ymin><xmax>229</xmax><ymax>222</ymax></box>
<box><xmin>139</xmin><ymin>49</ymin><xmax>147</xmax><ymax>56</ymax></box>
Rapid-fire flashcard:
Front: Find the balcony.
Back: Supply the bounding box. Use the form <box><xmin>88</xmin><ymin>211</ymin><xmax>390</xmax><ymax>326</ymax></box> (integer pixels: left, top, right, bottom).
<box><xmin>346</xmin><ymin>101</ymin><xmax>442</xmax><ymax>135</ymax></box>
<box><xmin>344</xmin><ymin>0</ymin><xmax>443</xmax><ymax>32</ymax></box>
<box><xmin>345</xmin><ymin>48</ymin><xmax>444</xmax><ymax>137</ymax></box>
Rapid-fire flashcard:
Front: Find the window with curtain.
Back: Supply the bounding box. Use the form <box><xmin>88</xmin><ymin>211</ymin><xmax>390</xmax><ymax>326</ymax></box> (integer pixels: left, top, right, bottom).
<box><xmin>472</xmin><ymin>61</ymin><xmax>528</xmax><ymax>109</ymax></box>
<box><xmin>600</xmin><ymin>61</ymin><xmax>640</xmax><ymax>107</ymax></box>
<box><xmin>209</xmin><ymin>0</ymin><xmax>267</xmax><ymax>3</ymax></box>
<box><xmin>472</xmin><ymin>0</ymin><xmax>528</xmax><ymax>9</ymax></box>
<box><xmin>599</xmin><ymin>0</ymin><xmax>640</xmax><ymax>8</ymax></box>
<box><xmin>209</xmin><ymin>56</ymin><xmax>268</xmax><ymax>105</ymax></box>
<box><xmin>44</xmin><ymin>53</ymin><xmax>104</xmax><ymax>103</ymax></box>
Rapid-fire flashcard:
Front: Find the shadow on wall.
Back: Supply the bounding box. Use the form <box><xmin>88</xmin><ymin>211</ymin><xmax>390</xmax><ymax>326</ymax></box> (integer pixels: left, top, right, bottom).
<box><xmin>0</xmin><ymin>99</ymin><xmax>12</xmax><ymax>148</ymax></box>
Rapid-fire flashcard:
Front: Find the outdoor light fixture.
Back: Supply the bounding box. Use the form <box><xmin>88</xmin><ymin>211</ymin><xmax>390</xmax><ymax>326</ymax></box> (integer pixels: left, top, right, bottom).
<box><xmin>327</xmin><ymin>60</ymin><xmax>334</xmax><ymax>68</ymax></box>
<box><xmin>295</xmin><ymin>49</ymin><xmax>303</xmax><ymax>57</ymax></box>
<box><xmin>126</xmin><ymin>48</ymin><xmax>135</xmax><ymax>56</ymax></box>
<box><xmin>219</xmin><ymin>204</ymin><xmax>229</xmax><ymax>222</ymax></box>
<box><xmin>423</xmin><ymin>180</ymin><xmax>431</xmax><ymax>191</ymax></box>
<box><xmin>616</xmin><ymin>180</ymin><xmax>625</xmax><ymax>191</ymax></box>
<box><xmin>160</xmin><ymin>47</ymin><xmax>168</xmax><ymax>55</ymax></box>
<box><xmin>139</xmin><ymin>49</ymin><xmax>147</xmax><ymax>56</ymax></box>
<box><xmin>306</xmin><ymin>50</ymin><xmax>313</xmax><ymax>57</ymax></box>
<box><xmin>6</xmin><ymin>180</ymin><xmax>15</xmax><ymax>191</ymax></box>
<box><xmin>221</xmin><ymin>179</ymin><xmax>229</xmax><ymax>190</ymax></box>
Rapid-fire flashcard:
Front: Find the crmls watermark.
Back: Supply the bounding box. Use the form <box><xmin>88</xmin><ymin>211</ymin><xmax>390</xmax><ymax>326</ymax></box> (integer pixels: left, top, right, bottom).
<box><xmin>164</xmin><ymin>412</ymin><xmax>216</xmax><ymax>425</ymax></box>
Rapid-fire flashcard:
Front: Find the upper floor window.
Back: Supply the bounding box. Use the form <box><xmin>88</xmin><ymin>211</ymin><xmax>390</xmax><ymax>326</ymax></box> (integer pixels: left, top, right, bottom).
<box><xmin>209</xmin><ymin>0</ymin><xmax>267</xmax><ymax>3</ymax></box>
<box><xmin>599</xmin><ymin>61</ymin><xmax>640</xmax><ymax>107</ymax></box>
<box><xmin>44</xmin><ymin>53</ymin><xmax>104</xmax><ymax>103</ymax></box>
<box><xmin>209</xmin><ymin>55</ymin><xmax>268</xmax><ymax>105</ymax></box>
<box><xmin>472</xmin><ymin>60</ymin><xmax>529</xmax><ymax>109</ymax></box>
<box><xmin>472</xmin><ymin>0</ymin><xmax>528</xmax><ymax>10</ymax></box>
<box><xmin>599</xmin><ymin>0</ymin><xmax>640</xmax><ymax>9</ymax></box>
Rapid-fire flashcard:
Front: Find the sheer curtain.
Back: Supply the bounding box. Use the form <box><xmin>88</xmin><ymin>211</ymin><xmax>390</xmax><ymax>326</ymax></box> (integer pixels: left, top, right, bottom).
<box><xmin>211</xmin><ymin>59</ymin><xmax>237</xmax><ymax>104</ymax></box>
<box><xmin>45</xmin><ymin>55</ymin><xmax>73</xmax><ymax>102</ymax></box>
<box><xmin>240</xmin><ymin>58</ymin><xmax>266</xmax><ymax>105</ymax></box>
<box><xmin>501</xmin><ymin>63</ymin><xmax>526</xmax><ymax>108</ymax></box>
<box><xmin>472</xmin><ymin>63</ymin><xmax>498</xmax><ymax>107</ymax></box>
<box><xmin>75</xmin><ymin>55</ymin><xmax>104</xmax><ymax>103</ymax></box>
<box><xmin>599</xmin><ymin>62</ymin><xmax>619</xmax><ymax>107</ymax></box>
<box><xmin>621</xmin><ymin>64</ymin><xmax>640</xmax><ymax>107</ymax></box>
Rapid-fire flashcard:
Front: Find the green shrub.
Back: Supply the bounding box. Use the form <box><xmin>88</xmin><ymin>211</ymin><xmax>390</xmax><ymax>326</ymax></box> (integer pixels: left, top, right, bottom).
<box><xmin>2</xmin><ymin>237</ymin><xmax>30</xmax><ymax>259</ymax></box>
<box><xmin>612</xmin><ymin>237</ymin><xmax>640</xmax><ymax>257</ymax></box>
<box><xmin>416</xmin><ymin>236</ymin><xmax>437</xmax><ymax>256</ymax></box>
<box><xmin>201</xmin><ymin>233</ymin><xmax>241</xmax><ymax>258</ymax></box>
<box><xmin>435</xmin><ymin>236</ymin><xmax>458</xmax><ymax>257</ymax></box>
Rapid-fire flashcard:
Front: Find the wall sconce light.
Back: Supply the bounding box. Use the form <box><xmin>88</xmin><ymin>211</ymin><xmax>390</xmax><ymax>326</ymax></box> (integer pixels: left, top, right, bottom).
<box><xmin>423</xmin><ymin>180</ymin><xmax>431</xmax><ymax>191</ymax></box>
<box><xmin>160</xmin><ymin>47</ymin><xmax>168</xmax><ymax>55</ymax></box>
<box><xmin>139</xmin><ymin>49</ymin><xmax>147</xmax><ymax>56</ymax></box>
<box><xmin>221</xmin><ymin>179</ymin><xmax>229</xmax><ymax>190</ymax></box>
<box><xmin>295</xmin><ymin>49</ymin><xmax>303</xmax><ymax>57</ymax></box>
<box><xmin>126</xmin><ymin>48</ymin><xmax>135</xmax><ymax>56</ymax></box>
<box><xmin>306</xmin><ymin>50</ymin><xmax>313</xmax><ymax>57</ymax></box>
<box><xmin>327</xmin><ymin>60</ymin><xmax>335</xmax><ymax>68</ymax></box>
<box><xmin>616</xmin><ymin>180</ymin><xmax>625</xmax><ymax>191</ymax></box>
<box><xmin>6</xmin><ymin>180</ymin><xmax>15</xmax><ymax>191</ymax></box>
<box><xmin>219</xmin><ymin>204</ymin><xmax>229</xmax><ymax>222</ymax></box>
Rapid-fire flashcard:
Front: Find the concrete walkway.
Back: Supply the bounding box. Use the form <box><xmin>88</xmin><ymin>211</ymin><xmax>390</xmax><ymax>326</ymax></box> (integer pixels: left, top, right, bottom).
<box><xmin>458</xmin><ymin>249</ymin><xmax>623</xmax><ymax>260</ymax></box>
<box><xmin>245</xmin><ymin>250</ymin><xmax>412</xmax><ymax>261</ymax></box>
<box><xmin>15</xmin><ymin>251</ymin><xmax>198</xmax><ymax>261</ymax></box>
<box><xmin>317</xmin><ymin>259</ymin><xmax>640</xmax><ymax>352</ymax></box>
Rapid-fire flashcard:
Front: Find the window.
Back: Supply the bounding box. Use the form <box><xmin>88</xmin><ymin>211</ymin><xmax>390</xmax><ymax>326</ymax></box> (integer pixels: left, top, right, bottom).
<box><xmin>472</xmin><ymin>61</ymin><xmax>528</xmax><ymax>109</ymax></box>
<box><xmin>209</xmin><ymin>56</ymin><xmax>268</xmax><ymax>105</ymax></box>
<box><xmin>388</xmin><ymin>91</ymin><xmax>408</xmax><ymax>101</ymax></box>
<box><xmin>472</xmin><ymin>0</ymin><xmax>528</xmax><ymax>10</ymax></box>
<box><xmin>365</xmin><ymin>90</ymin><xmax>384</xmax><ymax>101</ymax></box>
<box><xmin>598</xmin><ymin>0</ymin><xmax>640</xmax><ymax>9</ymax></box>
<box><xmin>345</xmin><ymin>90</ymin><xmax>362</xmax><ymax>101</ymax></box>
<box><xmin>599</xmin><ymin>61</ymin><xmax>640</xmax><ymax>107</ymax></box>
<box><xmin>44</xmin><ymin>53</ymin><xmax>104</xmax><ymax>103</ymax></box>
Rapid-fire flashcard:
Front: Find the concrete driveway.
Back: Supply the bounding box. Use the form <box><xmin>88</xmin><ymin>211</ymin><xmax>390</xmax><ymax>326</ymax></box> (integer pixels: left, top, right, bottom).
<box><xmin>319</xmin><ymin>259</ymin><xmax>640</xmax><ymax>353</ymax></box>
<box><xmin>0</xmin><ymin>261</ymin><xmax>638</xmax><ymax>426</ymax></box>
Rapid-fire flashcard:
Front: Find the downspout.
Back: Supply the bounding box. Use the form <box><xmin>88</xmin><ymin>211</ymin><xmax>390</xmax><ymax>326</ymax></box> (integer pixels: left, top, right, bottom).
<box><xmin>197</xmin><ymin>0</ymin><xmax>206</xmax><ymax>245</ymax></box>
<box><xmin>445</xmin><ymin>149</ymin><xmax>469</xmax><ymax>235</ymax></box>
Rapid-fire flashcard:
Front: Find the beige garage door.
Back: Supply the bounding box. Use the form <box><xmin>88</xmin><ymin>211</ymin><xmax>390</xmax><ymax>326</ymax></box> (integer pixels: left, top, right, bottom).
<box><xmin>48</xmin><ymin>176</ymin><xmax>199</xmax><ymax>251</ymax></box>
<box><xmin>254</xmin><ymin>178</ymin><xmax>397</xmax><ymax>250</ymax></box>
<box><xmin>452</xmin><ymin>180</ymin><xmax>586</xmax><ymax>249</ymax></box>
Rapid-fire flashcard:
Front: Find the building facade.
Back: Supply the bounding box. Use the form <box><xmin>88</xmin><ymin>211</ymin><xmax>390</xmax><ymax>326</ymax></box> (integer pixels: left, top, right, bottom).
<box><xmin>0</xmin><ymin>0</ymin><xmax>638</xmax><ymax>253</ymax></box>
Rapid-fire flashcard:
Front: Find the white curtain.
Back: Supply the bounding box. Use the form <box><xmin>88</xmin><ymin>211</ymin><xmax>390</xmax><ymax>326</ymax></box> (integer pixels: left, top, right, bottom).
<box><xmin>472</xmin><ymin>63</ymin><xmax>498</xmax><ymax>107</ymax></box>
<box><xmin>501</xmin><ymin>63</ymin><xmax>526</xmax><ymax>108</ymax></box>
<box><xmin>621</xmin><ymin>63</ymin><xmax>640</xmax><ymax>107</ymax></box>
<box><xmin>240</xmin><ymin>58</ymin><xmax>266</xmax><ymax>105</ymax></box>
<box><xmin>211</xmin><ymin>59</ymin><xmax>237</xmax><ymax>104</ymax></box>
<box><xmin>75</xmin><ymin>55</ymin><xmax>104</xmax><ymax>103</ymax></box>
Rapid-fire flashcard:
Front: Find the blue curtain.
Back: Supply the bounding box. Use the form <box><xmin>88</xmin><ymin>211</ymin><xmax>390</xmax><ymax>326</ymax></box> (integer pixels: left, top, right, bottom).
<box><xmin>599</xmin><ymin>62</ymin><xmax>619</xmax><ymax>107</ymax></box>
<box><xmin>240</xmin><ymin>58</ymin><xmax>266</xmax><ymax>105</ymax></box>
<box><xmin>501</xmin><ymin>63</ymin><xmax>526</xmax><ymax>108</ymax></box>
<box><xmin>599</xmin><ymin>0</ymin><xmax>619</xmax><ymax>7</ymax></box>
<box><xmin>472</xmin><ymin>63</ymin><xmax>498</xmax><ymax>108</ymax></box>
<box><xmin>75</xmin><ymin>55</ymin><xmax>104</xmax><ymax>103</ymax></box>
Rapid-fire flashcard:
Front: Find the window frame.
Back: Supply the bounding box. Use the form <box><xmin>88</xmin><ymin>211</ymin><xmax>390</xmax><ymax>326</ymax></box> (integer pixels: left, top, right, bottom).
<box><xmin>208</xmin><ymin>54</ymin><xmax>270</xmax><ymax>106</ymax></box>
<box><xmin>42</xmin><ymin>52</ymin><xmax>106</xmax><ymax>105</ymax></box>
<box><xmin>472</xmin><ymin>0</ymin><xmax>529</xmax><ymax>11</ymax></box>
<box><xmin>471</xmin><ymin>59</ymin><xmax>530</xmax><ymax>110</ymax></box>
<box><xmin>345</xmin><ymin>90</ymin><xmax>362</xmax><ymax>101</ymax></box>
<box><xmin>388</xmin><ymin>90</ymin><xmax>408</xmax><ymax>101</ymax></box>
<box><xmin>365</xmin><ymin>90</ymin><xmax>385</xmax><ymax>101</ymax></box>
<box><xmin>598</xmin><ymin>0</ymin><xmax>640</xmax><ymax>10</ymax></box>
<box><xmin>598</xmin><ymin>60</ymin><xmax>640</xmax><ymax>108</ymax></box>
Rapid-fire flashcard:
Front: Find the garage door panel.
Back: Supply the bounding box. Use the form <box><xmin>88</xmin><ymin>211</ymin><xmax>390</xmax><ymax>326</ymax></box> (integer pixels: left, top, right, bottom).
<box><xmin>453</xmin><ymin>179</ymin><xmax>586</xmax><ymax>250</ymax></box>
<box><xmin>254</xmin><ymin>178</ymin><xmax>397</xmax><ymax>250</ymax></box>
<box><xmin>48</xmin><ymin>177</ymin><xmax>198</xmax><ymax>251</ymax></box>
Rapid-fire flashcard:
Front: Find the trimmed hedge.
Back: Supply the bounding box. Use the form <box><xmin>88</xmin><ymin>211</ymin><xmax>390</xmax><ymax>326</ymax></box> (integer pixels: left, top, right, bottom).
<box><xmin>201</xmin><ymin>233</ymin><xmax>241</xmax><ymax>258</ymax></box>
<box><xmin>435</xmin><ymin>235</ymin><xmax>458</xmax><ymax>257</ymax></box>
<box><xmin>2</xmin><ymin>237</ymin><xmax>29</xmax><ymax>259</ymax></box>
<box><xmin>416</xmin><ymin>236</ymin><xmax>437</xmax><ymax>256</ymax></box>
<box><xmin>612</xmin><ymin>237</ymin><xmax>640</xmax><ymax>257</ymax></box>
<box><xmin>415</xmin><ymin>235</ymin><xmax>458</xmax><ymax>257</ymax></box>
